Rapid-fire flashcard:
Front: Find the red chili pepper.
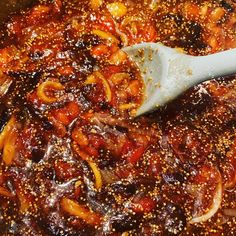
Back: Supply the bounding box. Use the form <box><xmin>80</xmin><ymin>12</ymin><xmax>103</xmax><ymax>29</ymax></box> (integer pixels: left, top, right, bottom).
<box><xmin>7</xmin><ymin>16</ymin><xmax>24</xmax><ymax>37</ymax></box>
<box><xmin>0</xmin><ymin>47</ymin><xmax>17</xmax><ymax>67</ymax></box>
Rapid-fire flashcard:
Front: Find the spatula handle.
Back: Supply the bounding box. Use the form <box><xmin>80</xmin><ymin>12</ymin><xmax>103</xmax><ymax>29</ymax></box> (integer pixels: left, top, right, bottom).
<box><xmin>190</xmin><ymin>48</ymin><xmax>236</xmax><ymax>83</ymax></box>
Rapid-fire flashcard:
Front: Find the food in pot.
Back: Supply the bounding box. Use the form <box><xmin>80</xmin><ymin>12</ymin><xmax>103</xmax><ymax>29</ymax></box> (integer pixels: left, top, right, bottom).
<box><xmin>0</xmin><ymin>0</ymin><xmax>235</xmax><ymax>235</ymax></box>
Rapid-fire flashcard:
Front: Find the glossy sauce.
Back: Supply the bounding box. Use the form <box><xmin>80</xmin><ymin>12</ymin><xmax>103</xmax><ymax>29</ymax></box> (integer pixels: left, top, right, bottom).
<box><xmin>0</xmin><ymin>0</ymin><xmax>235</xmax><ymax>235</ymax></box>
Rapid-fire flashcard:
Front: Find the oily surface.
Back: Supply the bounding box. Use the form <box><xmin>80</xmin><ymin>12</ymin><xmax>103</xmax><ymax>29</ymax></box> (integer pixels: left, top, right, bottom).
<box><xmin>0</xmin><ymin>0</ymin><xmax>235</xmax><ymax>235</ymax></box>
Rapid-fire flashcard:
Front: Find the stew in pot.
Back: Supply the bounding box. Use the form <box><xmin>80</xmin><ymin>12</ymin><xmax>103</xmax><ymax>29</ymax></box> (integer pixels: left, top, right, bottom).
<box><xmin>0</xmin><ymin>0</ymin><xmax>235</xmax><ymax>235</ymax></box>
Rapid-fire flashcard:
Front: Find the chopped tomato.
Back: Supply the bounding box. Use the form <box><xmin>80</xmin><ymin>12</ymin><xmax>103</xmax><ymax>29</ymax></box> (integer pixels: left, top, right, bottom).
<box><xmin>120</xmin><ymin>20</ymin><xmax>157</xmax><ymax>44</ymax></box>
<box><xmin>192</xmin><ymin>164</ymin><xmax>221</xmax><ymax>185</ymax></box>
<box><xmin>0</xmin><ymin>46</ymin><xmax>17</xmax><ymax>67</ymax></box>
<box><xmin>52</xmin><ymin>102</ymin><xmax>80</xmax><ymax>125</ymax></box>
<box><xmin>84</xmin><ymin>145</ymin><xmax>99</xmax><ymax>158</ymax></box>
<box><xmin>53</xmin><ymin>0</ymin><xmax>62</xmax><ymax>13</ymax></box>
<box><xmin>53</xmin><ymin>110</ymin><xmax>70</xmax><ymax>125</ymax></box>
<box><xmin>92</xmin><ymin>13</ymin><xmax>116</xmax><ymax>34</ymax></box>
<box><xmin>7</xmin><ymin>16</ymin><xmax>24</xmax><ymax>37</ymax></box>
<box><xmin>90</xmin><ymin>44</ymin><xmax>110</xmax><ymax>58</ymax></box>
<box><xmin>182</xmin><ymin>3</ymin><xmax>200</xmax><ymax>20</ymax></box>
<box><xmin>27</xmin><ymin>5</ymin><xmax>52</xmax><ymax>25</ymax></box>
<box><xmin>58</xmin><ymin>65</ymin><xmax>74</xmax><ymax>76</ymax></box>
<box><xmin>131</xmin><ymin>197</ymin><xmax>156</xmax><ymax>213</ymax></box>
<box><xmin>54</xmin><ymin>160</ymin><xmax>80</xmax><ymax>181</ymax></box>
<box><xmin>88</xmin><ymin>134</ymin><xmax>105</xmax><ymax>149</ymax></box>
<box><xmin>122</xmin><ymin>140</ymin><xmax>145</xmax><ymax>164</ymax></box>
<box><xmin>67</xmin><ymin>102</ymin><xmax>80</xmax><ymax>119</ymax></box>
<box><xmin>102</xmin><ymin>65</ymin><xmax>124</xmax><ymax>78</ymax></box>
<box><xmin>140</xmin><ymin>24</ymin><xmax>157</xmax><ymax>43</ymax></box>
<box><xmin>126</xmin><ymin>146</ymin><xmax>146</xmax><ymax>164</ymax></box>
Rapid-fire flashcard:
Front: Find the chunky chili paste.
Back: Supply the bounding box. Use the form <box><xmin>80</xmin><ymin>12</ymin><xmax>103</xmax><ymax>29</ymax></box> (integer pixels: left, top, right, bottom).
<box><xmin>0</xmin><ymin>0</ymin><xmax>235</xmax><ymax>235</ymax></box>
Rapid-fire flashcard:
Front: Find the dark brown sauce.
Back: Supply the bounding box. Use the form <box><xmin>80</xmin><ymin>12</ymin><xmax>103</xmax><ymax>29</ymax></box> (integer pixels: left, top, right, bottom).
<box><xmin>0</xmin><ymin>0</ymin><xmax>37</xmax><ymax>47</ymax></box>
<box><xmin>0</xmin><ymin>0</ymin><xmax>235</xmax><ymax>235</ymax></box>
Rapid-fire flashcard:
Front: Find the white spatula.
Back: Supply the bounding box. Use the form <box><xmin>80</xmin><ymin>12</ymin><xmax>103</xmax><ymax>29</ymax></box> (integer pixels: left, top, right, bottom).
<box><xmin>124</xmin><ymin>43</ymin><xmax>236</xmax><ymax>116</ymax></box>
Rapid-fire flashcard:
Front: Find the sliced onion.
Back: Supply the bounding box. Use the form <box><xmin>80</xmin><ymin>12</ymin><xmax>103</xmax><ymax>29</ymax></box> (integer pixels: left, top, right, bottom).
<box><xmin>3</xmin><ymin>129</ymin><xmax>17</xmax><ymax>166</ymax></box>
<box><xmin>0</xmin><ymin>116</ymin><xmax>16</xmax><ymax>150</ymax></box>
<box><xmin>115</xmin><ymin>27</ymin><xmax>129</xmax><ymax>46</ymax></box>
<box><xmin>189</xmin><ymin>181</ymin><xmax>223</xmax><ymax>224</ymax></box>
<box><xmin>92</xmin><ymin>29</ymin><xmax>119</xmax><ymax>44</ymax></box>
<box><xmin>85</xmin><ymin>72</ymin><xmax>112</xmax><ymax>102</ymax></box>
<box><xmin>17</xmin><ymin>190</ymin><xmax>30</xmax><ymax>214</ymax></box>
<box><xmin>61</xmin><ymin>198</ymin><xmax>101</xmax><ymax>225</ymax></box>
<box><xmin>85</xmin><ymin>74</ymin><xmax>97</xmax><ymax>85</ymax></box>
<box><xmin>121</xmin><ymin>16</ymin><xmax>142</xmax><ymax>28</ymax></box>
<box><xmin>0</xmin><ymin>77</ymin><xmax>13</xmax><ymax>97</ymax></box>
<box><xmin>119</xmin><ymin>102</ymin><xmax>137</xmax><ymax>111</ymax></box>
<box><xmin>88</xmin><ymin>161</ymin><xmax>103</xmax><ymax>190</ymax></box>
<box><xmin>96</xmin><ymin>72</ymin><xmax>112</xmax><ymax>102</ymax></box>
<box><xmin>37</xmin><ymin>80</ymin><xmax>64</xmax><ymax>104</ymax></box>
